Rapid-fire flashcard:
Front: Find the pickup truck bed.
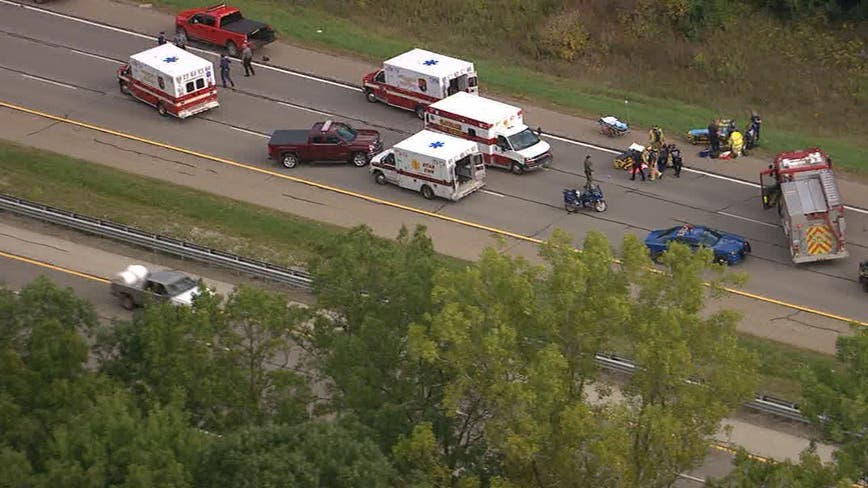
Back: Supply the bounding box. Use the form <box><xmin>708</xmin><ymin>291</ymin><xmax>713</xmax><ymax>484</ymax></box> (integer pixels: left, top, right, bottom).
<box><xmin>222</xmin><ymin>18</ymin><xmax>269</xmax><ymax>36</ymax></box>
<box><xmin>269</xmin><ymin>130</ymin><xmax>308</xmax><ymax>147</ymax></box>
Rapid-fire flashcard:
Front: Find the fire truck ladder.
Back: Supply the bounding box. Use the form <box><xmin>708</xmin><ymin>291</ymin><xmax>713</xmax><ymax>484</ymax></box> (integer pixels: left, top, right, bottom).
<box><xmin>818</xmin><ymin>169</ymin><xmax>841</xmax><ymax>207</ymax></box>
<box><xmin>817</xmin><ymin>169</ymin><xmax>844</xmax><ymax>250</ymax></box>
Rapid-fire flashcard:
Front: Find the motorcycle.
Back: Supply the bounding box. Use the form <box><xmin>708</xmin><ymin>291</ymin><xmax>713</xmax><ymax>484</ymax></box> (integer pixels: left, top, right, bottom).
<box><xmin>563</xmin><ymin>185</ymin><xmax>608</xmax><ymax>213</ymax></box>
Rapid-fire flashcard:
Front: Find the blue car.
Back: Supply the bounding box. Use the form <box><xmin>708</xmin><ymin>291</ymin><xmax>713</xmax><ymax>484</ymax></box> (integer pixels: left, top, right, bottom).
<box><xmin>645</xmin><ymin>224</ymin><xmax>751</xmax><ymax>265</ymax></box>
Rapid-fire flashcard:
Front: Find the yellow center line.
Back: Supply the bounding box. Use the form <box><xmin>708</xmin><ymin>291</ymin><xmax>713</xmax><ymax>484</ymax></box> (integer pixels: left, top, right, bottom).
<box><xmin>0</xmin><ymin>249</ymin><xmax>109</xmax><ymax>283</ymax></box>
<box><xmin>1</xmin><ymin>99</ymin><xmax>864</xmax><ymax>327</ymax></box>
<box><xmin>0</xmin><ymin>246</ymin><xmax>809</xmax><ymax>475</ymax></box>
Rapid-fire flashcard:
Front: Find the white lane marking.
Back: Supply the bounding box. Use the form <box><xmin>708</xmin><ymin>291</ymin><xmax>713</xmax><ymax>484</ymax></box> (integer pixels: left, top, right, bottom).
<box><xmin>229</xmin><ymin>126</ymin><xmax>268</xmax><ymax>138</ymax></box>
<box><xmin>677</xmin><ymin>473</ymin><xmax>706</xmax><ymax>484</ymax></box>
<box><xmin>70</xmin><ymin>49</ymin><xmax>116</xmax><ymax>63</ymax></box>
<box><xmin>5</xmin><ymin>0</ymin><xmax>867</xmax><ymax>216</ymax></box>
<box><xmin>0</xmin><ymin>0</ymin><xmax>360</xmax><ymax>92</ymax></box>
<box><xmin>482</xmin><ymin>189</ymin><xmax>504</xmax><ymax>198</ymax></box>
<box><xmin>277</xmin><ymin>101</ymin><xmax>332</xmax><ymax>117</ymax></box>
<box><xmin>21</xmin><ymin>73</ymin><xmax>77</xmax><ymax>90</ymax></box>
<box><xmin>717</xmin><ymin>211</ymin><xmax>780</xmax><ymax>228</ymax></box>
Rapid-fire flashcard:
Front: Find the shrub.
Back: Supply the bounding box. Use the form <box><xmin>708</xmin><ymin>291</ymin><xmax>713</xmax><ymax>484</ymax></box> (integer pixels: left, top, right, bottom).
<box><xmin>536</xmin><ymin>9</ymin><xmax>592</xmax><ymax>62</ymax></box>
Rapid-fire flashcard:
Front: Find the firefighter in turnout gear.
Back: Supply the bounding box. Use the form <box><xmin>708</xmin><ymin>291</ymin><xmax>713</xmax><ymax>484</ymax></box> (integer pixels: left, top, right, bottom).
<box><xmin>649</xmin><ymin>125</ymin><xmax>665</xmax><ymax>151</ymax></box>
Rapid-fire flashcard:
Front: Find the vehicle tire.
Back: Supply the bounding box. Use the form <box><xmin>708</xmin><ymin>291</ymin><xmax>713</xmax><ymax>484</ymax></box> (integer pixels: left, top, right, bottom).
<box><xmin>175</xmin><ymin>27</ymin><xmax>188</xmax><ymax>43</ymax></box>
<box><xmin>226</xmin><ymin>40</ymin><xmax>238</xmax><ymax>58</ymax></box>
<box><xmin>420</xmin><ymin>185</ymin><xmax>434</xmax><ymax>200</ymax></box>
<box><xmin>157</xmin><ymin>103</ymin><xmax>168</xmax><ymax>117</ymax></box>
<box><xmin>510</xmin><ymin>162</ymin><xmax>524</xmax><ymax>175</ymax></box>
<box><xmin>281</xmin><ymin>152</ymin><xmax>300</xmax><ymax>169</ymax></box>
<box><xmin>374</xmin><ymin>170</ymin><xmax>386</xmax><ymax>185</ymax></box>
<box><xmin>594</xmin><ymin>200</ymin><xmax>608</xmax><ymax>212</ymax></box>
<box><xmin>119</xmin><ymin>80</ymin><xmax>130</xmax><ymax>95</ymax></box>
<box><xmin>364</xmin><ymin>88</ymin><xmax>377</xmax><ymax>103</ymax></box>
<box><xmin>350</xmin><ymin>152</ymin><xmax>368</xmax><ymax>167</ymax></box>
<box><xmin>714</xmin><ymin>255</ymin><xmax>729</xmax><ymax>265</ymax></box>
<box><xmin>651</xmin><ymin>251</ymin><xmax>663</xmax><ymax>263</ymax></box>
<box><xmin>564</xmin><ymin>203</ymin><xmax>577</xmax><ymax>213</ymax></box>
<box><xmin>414</xmin><ymin>104</ymin><xmax>425</xmax><ymax>120</ymax></box>
<box><xmin>120</xmin><ymin>294</ymin><xmax>135</xmax><ymax>311</ymax></box>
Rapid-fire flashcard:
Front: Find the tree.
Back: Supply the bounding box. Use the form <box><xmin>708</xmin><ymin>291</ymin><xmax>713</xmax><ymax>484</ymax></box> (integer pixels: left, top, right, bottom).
<box><xmin>409</xmin><ymin>230</ymin><xmax>758</xmax><ymax>487</ymax></box>
<box><xmin>33</xmin><ymin>392</ymin><xmax>207</xmax><ymax>488</ymax></box>
<box><xmin>0</xmin><ymin>277</ymin><xmax>100</xmax><ymax>468</ymax></box>
<box><xmin>800</xmin><ymin>326</ymin><xmax>868</xmax><ymax>482</ymax></box>
<box><xmin>308</xmin><ymin>226</ymin><xmax>444</xmax><ymax>446</ymax></box>
<box><xmin>194</xmin><ymin>420</ymin><xmax>399</xmax><ymax>488</ymax></box>
<box><xmin>100</xmin><ymin>285</ymin><xmax>311</xmax><ymax>432</ymax></box>
<box><xmin>707</xmin><ymin>446</ymin><xmax>852</xmax><ymax>487</ymax></box>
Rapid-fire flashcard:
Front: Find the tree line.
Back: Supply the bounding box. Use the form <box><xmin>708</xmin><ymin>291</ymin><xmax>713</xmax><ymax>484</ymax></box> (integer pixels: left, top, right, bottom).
<box><xmin>1</xmin><ymin>225</ymin><xmax>865</xmax><ymax>487</ymax></box>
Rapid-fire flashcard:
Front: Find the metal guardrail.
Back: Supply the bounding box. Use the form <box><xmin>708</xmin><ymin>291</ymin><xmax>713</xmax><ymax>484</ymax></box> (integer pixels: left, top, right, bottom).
<box><xmin>0</xmin><ymin>194</ymin><xmax>313</xmax><ymax>289</ymax></box>
<box><xmin>595</xmin><ymin>353</ymin><xmax>809</xmax><ymax>423</ymax></box>
<box><xmin>0</xmin><ymin>193</ymin><xmax>808</xmax><ymax>424</ymax></box>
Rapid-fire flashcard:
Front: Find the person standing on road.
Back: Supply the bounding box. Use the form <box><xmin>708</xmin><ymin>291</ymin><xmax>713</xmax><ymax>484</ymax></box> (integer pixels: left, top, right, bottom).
<box><xmin>173</xmin><ymin>32</ymin><xmax>187</xmax><ymax>50</ymax></box>
<box><xmin>630</xmin><ymin>149</ymin><xmax>646</xmax><ymax>181</ymax></box>
<box><xmin>670</xmin><ymin>144</ymin><xmax>683</xmax><ymax>178</ymax></box>
<box><xmin>707</xmin><ymin>122</ymin><xmax>719</xmax><ymax>157</ymax></box>
<box><xmin>220</xmin><ymin>54</ymin><xmax>235</xmax><ymax>89</ymax></box>
<box><xmin>241</xmin><ymin>43</ymin><xmax>255</xmax><ymax>77</ymax></box>
<box><xmin>583</xmin><ymin>154</ymin><xmax>594</xmax><ymax>189</ymax></box>
<box><xmin>157</xmin><ymin>31</ymin><xmax>166</xmax><ymax>45</ymax></box>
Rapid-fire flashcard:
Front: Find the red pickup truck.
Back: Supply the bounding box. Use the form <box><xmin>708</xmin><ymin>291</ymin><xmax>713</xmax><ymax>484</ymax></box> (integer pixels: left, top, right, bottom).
<box><xmin>267</xmin><ymin>120</ymin><xmax>383</xmax><ymax>169</ymax></box>
<box><xmin>175</xmin><ymin>4</ymin><xmax>275</xmax><ymax>57</ymax></box>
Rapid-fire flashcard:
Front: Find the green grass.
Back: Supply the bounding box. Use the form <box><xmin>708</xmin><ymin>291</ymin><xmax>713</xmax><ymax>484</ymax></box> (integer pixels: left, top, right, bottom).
<box><xmin>0</xmin><ymin>140</ymin><xmax>465</xmax><ymax>269</ymax></box>
<box><xmin>0</xmin><ymin>139</ymin><xmax>843</xmax><ymax>402</ymax></box>
<box><xmin>154</xmin><ymin>0</ymin><xmax>868</xmax><ymax>173</ymax></box>
<box><xmin>737</xmin><ymin>334</ymin><xmax>842</xmax><ymax>400</ymax></box>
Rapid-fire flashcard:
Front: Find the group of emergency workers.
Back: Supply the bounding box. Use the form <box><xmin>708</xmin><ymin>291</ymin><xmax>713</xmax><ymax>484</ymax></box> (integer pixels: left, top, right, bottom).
<box><xmin>707</xmin><ymin>113</ymin><xmax>762</xmax><ymax>158</ymax></box>
<box><xmin>156</xmin><ymin>31</ymin><xmax>256</xmax><ymax>89</ymax></box>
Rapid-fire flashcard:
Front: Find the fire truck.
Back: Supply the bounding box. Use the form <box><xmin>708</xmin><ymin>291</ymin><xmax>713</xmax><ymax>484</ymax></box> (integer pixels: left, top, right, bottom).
<box><xmin>118</xmin><ymin>43</ymin><xmax>219</xmax><ymax>119</ymax></box>
<box><xmin>362</xmin><ymin>48</ymin><xmax>478</xmax><ymax>119</ymax></box>
<box><xmin>760</xmin><ymin>148</ymin><xmax>848</xmax><ymax>264</ymax></box>
<box><xmin>425</xmin><ymin>92</ymin><xmax>552</xmax><ymax>174</ymax></box>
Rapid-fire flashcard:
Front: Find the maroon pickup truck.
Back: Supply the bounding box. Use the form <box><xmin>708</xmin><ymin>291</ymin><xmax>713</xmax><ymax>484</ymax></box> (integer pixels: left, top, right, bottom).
<box><xmin>175</xmin><ymin>4</ymin><xmax>275</xmax><ymax>57</ymax></box>
<box><xmin>267</xmin><ymin>120</ymin><xmax>383</xmax><ymax>169</ymax></box>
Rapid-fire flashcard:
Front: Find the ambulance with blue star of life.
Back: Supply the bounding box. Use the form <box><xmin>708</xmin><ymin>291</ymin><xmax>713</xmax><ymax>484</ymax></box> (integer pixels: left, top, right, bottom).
<box><xmin>117</xmin><ymin>43</ymin><xmax>219</xmax><ymax>119</ymax></box>
<box><xmin>425</xmin><ymin>92</ymin><xmax>553</xmax><ymax>175</ymax></box>
<box><xmin>370</xmin><ymin>130</ymin><xmax>486</xmax><ymax>201</ymax></box>
<box><xmin>362</xmin><ymin>48</ymin><xmax>479</xmax><ymax>119</ymax></box>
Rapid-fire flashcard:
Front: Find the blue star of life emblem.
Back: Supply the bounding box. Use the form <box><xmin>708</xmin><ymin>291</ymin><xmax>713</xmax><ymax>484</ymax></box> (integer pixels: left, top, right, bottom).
<box><xmin>429</xmin><ymin>141</ymin><xmax>444</xmax><ymax>148</ymax></box>
<box><xmin>163</xmin><ymin>56</ymin><xmax>179</xmax><ymax>63</ymax></box>
<box><xmin>422</xmin><ymin>59</ymin><xmax>438</xmax><ymax>66</ymax></box>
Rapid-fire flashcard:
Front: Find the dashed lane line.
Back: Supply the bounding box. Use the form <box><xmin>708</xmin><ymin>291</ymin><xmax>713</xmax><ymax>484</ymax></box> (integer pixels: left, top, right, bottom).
<box><xmin>0</xmin><ymin>99</ymin><xmax>864</xmax><ymax>327</ymax></box>
<box><xmin>2</xmin><ymin>0</ymin><xmax>866</xmax><ymax>215</ymax></box>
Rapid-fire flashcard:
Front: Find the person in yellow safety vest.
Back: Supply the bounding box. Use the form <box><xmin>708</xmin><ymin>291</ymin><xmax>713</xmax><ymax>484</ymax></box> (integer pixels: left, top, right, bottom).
<box><xmin>649</xmin><ymin>126</ymin><xmax>665</xmax><ymax>151</ymax></box>
<box><xmin>729</xmin><ymin>129</ymin><xmax>744</xmax><ymax>158</ymax></box>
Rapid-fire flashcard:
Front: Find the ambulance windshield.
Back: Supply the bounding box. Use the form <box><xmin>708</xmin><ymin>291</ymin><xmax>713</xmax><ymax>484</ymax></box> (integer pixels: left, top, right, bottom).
<box><xmin>508</xmin><ymin>128</ymin><xmax>541</xmax><ymax>151</ymax></box>
<box><xmin>335</xmin><ymin>124</ymin><xmax>358</xmax><ymax>142</ymax></box>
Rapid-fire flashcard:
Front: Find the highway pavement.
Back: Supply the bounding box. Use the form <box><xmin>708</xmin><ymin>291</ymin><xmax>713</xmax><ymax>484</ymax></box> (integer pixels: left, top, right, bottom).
<box><xmin>0</xmin><ymin>214</ymin><xmax>839</xmax><ymax>485</ymax></box>
<box><xmin>0</xmin><ymin>0</ymin><xmax>864</xmax><ymax>341</ymax></box>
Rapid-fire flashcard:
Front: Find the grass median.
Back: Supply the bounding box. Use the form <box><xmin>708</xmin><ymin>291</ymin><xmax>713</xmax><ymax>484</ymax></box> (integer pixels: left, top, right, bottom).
<box><xmin>153</xmin><ymin>0</ymin><xmax>867</xmax><ymax>173</ymax></box>
<box><xmin>0</xmin><ymin>140</ymin><xmax>841</xmax><ymax>400</ymax></box>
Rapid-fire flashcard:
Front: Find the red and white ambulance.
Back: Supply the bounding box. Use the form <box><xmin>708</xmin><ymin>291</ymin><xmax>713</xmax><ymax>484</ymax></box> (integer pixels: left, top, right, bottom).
<box><xmin>362</xmin><ymin>48</ymin><xmax>478</xmax><ymax>119</ymax></box>
<box><xmin>425</xmin><ymin>92</ymin><xmax>553</xmax><ymax>174</ymax></box>
<box><xmin>117</xmin><ymin>43</ymin><xmax>219</xmax><ymax>119</ymax></box>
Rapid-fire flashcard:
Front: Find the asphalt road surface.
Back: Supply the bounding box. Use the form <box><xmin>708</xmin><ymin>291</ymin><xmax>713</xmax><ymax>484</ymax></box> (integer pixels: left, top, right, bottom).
<box><xmin>0</xmin><ymin>1</ymin><xmax>865</xmax><ymax>330</ymax></box>
<box><xmin>0</xmin><ymin>215</ymin><xmax>797</xmax><ymax>486</ymax></box>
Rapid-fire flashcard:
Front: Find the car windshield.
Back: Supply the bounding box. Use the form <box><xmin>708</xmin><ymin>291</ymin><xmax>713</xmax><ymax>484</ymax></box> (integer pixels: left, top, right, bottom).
<box><xmin>699</xmin><ymin>229</ymin><xmax>721</xmax><ymax>247</ymax></box>
<box><xmin>165</xmin><ymin>277</ymin><xmax>197</xmax><ymax>295</ymax></box>
<box><xmin>335</xmin><ymin>124</ymin><xmax>358</xmax><ymax>142</ymax></box>
<box><xmin>507</xmin><ymin>128</ymin><xmax>541</xmax><ymax>152</ymax></box>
